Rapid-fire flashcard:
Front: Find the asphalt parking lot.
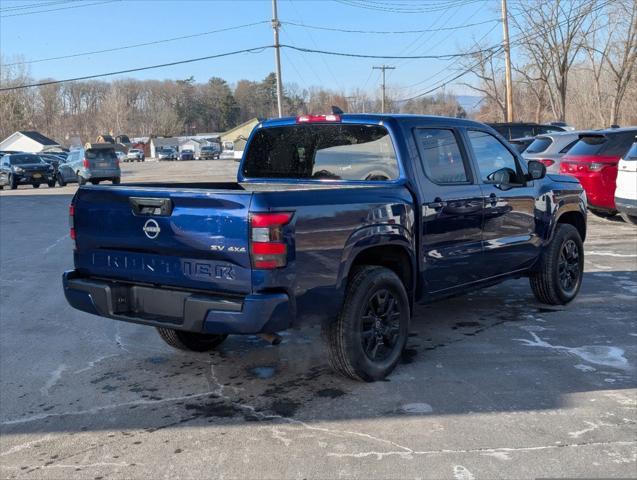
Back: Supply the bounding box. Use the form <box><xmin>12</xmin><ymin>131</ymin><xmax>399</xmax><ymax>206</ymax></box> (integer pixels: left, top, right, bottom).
<box><xmin>1</xmin><ymin>160</ymin><xmax>636</xmax><ymax>479</ymax></box>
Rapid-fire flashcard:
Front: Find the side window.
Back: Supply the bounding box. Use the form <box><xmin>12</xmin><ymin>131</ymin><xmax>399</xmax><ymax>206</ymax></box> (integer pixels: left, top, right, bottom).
<box><xmin>414</xmin><ymin>129</ymin><xmax>469</xmax><ymax>184</ymax></box>
<box><xmin>467</xmin><ymin>130</ymin><xmax>521</xmax><ymax>183</ymax></box>
<box><xmin>559</xmin><ymin>139</ymin><xmax>578</xmax><ymax>154</ymax></box>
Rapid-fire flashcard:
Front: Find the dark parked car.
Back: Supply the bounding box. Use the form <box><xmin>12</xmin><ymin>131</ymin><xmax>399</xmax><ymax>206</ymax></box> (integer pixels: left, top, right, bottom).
<box><xmin>178</xmin><ymin>149</ymin><xmax>194</xmax><ymax>161</ymax></box>
<box><xmin>560</xmin><ymin>127</ymin><xmax>637</xmax><ymax>217</ymax></box>
<box><xmin>0</xmin><ymin>153</ymin><xmax>56</xmax><ymax>189</ymax></box>
<box><xmin>57</xmin><ymin>145</ymin><xmax>121</xmax><ymax>186</ymax></box>
<box><xmin>199</xmin><ymin>145</ymin><xmax>220</xmax><ymax>160</ymax></box>
<box><xmin>64</xmin><ymin>114</ymin><xmax>587</xmax><ymax>381</ymax></box>
<box><xmin>487</xmin><ymin>122</ymin><xmax>566</xmax><ymax>141</ymax></box>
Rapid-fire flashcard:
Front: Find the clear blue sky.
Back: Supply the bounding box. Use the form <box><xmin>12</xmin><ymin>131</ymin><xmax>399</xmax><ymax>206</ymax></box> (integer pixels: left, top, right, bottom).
<box><xmin>0</xmin><ymin>0</ymin><xmax>504</xmax><ymax>100</ymax></box>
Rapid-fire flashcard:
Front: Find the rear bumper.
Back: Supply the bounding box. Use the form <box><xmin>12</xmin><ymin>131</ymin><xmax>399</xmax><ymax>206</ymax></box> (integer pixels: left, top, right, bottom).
<box><xmin>615</xmin><ymin>196</ymin><xmax>637</xmax><ymax>216</ymax></box>
<box><xmin>81</xmin><ymin>169</ymin><xmax>121</xmax><ymax>179</ymax></box>
<box><xmin>62</xmin><ymin>270</ymin><xmax>292</xmax><ymax>334</ymax></box>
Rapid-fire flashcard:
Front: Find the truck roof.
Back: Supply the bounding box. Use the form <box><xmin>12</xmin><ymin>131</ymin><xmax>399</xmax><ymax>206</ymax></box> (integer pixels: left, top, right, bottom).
<box><xmin>260</xmin><ymin>113</ymin><xmax>488</xmax><ymax>129</ymax></box>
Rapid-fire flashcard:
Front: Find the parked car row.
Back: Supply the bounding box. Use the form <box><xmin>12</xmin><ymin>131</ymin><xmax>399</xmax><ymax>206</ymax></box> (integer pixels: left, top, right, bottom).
<box><xmin>504</xmin><ymin>125</ymin><xmax>637</xmax><ymax>224</ymax></box>
<box><xmin>0</xmin><ymin>144</ymin><xmax>121</xmax><ymax>189</ymax></box>
<box><xmin>156</xmin><ymin>145</ymin><xmax>220</xmax><ymax>160</ymax></box>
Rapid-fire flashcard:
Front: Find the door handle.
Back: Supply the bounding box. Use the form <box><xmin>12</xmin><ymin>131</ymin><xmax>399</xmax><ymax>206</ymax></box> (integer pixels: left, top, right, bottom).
<box><xmin>427</xmin><ymin>198</ymin><xmax>447</xmax><ymax>210</ymax></box>
<box><xmin>487</xmin><ymin>193</ymin><xmax>498</xmax><ymax>206</ymax></box>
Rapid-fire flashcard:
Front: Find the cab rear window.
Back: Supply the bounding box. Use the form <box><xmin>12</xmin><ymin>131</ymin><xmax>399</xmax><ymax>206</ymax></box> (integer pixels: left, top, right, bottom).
<box><xmin>243</xmin><ymin>124</ymin><xmax>399</xmax><ymax>181</ymax></box>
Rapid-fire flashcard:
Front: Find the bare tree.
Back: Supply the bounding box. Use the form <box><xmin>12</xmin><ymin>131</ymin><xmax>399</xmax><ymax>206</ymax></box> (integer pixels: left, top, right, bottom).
<box><xmin>459</xmin><ymin>46</ymin><xmax>507</xmax><ymax>122</ymax></box>
<box><xmin>512</xmin><ymin>0</ymin><xmax>597</xmax><ymax>121</ymax></box>
<box><xmin>586</xmin><ymin>0</ymin><xmax>637</xmax><ymax>125</ymax></box>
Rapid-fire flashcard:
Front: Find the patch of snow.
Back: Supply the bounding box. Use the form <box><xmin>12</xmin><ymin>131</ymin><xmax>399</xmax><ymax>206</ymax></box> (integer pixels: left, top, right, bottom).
<box><xmin>401</xmin><ymin>403</ymin><xmax>433</xmax><ymax>414</ymax></box>
<box><xmin>515</xmin><ymin>331</ymin><xmax>631</xmax><ymax>370</ymax></box>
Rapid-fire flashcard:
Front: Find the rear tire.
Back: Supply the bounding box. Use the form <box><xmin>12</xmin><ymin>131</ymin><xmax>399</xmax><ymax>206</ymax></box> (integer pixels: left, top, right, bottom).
<box><xmin>9</xmin><ymin>174</ymin><xmax>17</xmax><ymax>189</ymax></box>
<box><xmin>112</xmin><ymin>177</ymin><xmax>120</xmax><ymax>184</ymax></box>
<box><xmin>530</xmin><ymin>224</ymin><xmax>584</xmax><ymax>305</ymax></box>
<box><xmin>156</xmin><ymin>328</ymin><xmax>227</xmax><ymax>352</ymax></box>
<box><xmin>78</xmin><ymin>175</ymin><xmax>86</xmax><ymax>186</ymax></box>
<box><xmin>48</xmin><ymin>180</ymin><xmax>56</xmax><ymax>188</ymax></box>
<box><xmin>90</xmin><ymin>180</ymin><xmax>100</xmax><ymax>185</ymax></box>
<box><xmin>324</xmin><ymin>266</ymin><xmax>410</xmax><ymax>382</ymax></box>
<box><xmin>32</xmin><ymin>183</ymin><xmax>40</xmax><ymax>188</ymax></box>
<box><xmin>620</xmin><ymin>213</ymin><xmax>637</xmax><ymax>226</ymax></box>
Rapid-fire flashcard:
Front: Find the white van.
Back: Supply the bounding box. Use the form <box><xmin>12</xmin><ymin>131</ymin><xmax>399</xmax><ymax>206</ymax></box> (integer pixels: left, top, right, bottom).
<box><xmin>615</xmin><ymin>137</ymin><xmax>637</xmax><ymax>225</ymax></box>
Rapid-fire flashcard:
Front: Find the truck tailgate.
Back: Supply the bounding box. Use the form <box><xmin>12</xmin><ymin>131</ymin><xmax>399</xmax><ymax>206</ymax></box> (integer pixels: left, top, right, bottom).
<box><xmin>73</xmin><ymin>186</ymin><xmax>253</xmax><ymax>294</ymax></box>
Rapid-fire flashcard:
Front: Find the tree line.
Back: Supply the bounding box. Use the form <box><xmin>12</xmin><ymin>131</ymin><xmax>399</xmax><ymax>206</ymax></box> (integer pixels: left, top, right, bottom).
<box><xmin>0</xmin><ymin>64</ymin><xmax>465</xmax><ymax>144</ymax></box>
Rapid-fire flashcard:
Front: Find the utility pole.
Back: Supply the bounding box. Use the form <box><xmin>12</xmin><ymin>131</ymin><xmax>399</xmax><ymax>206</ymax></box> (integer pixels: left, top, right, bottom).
<box><xmin>501</xmin><ymin>0</ymin><xmax>514</xmax><ymax>122</ymax></box>
<box><xmin>271</xmin><ymin>0</ymin><xmax>284</xmax><ymax>118</ymax></box>
<box><xmin>373</xmin><ymin>65</ymin><xmax>395</xmax><ymax>113</ymax></box>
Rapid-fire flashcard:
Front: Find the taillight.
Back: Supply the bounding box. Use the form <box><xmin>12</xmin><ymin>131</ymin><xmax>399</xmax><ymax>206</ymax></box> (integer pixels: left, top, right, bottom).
<box><xmin>296</xmin><ymin>114</ymin><xmax>341</xmax><ymax>123</ymax></box>
<box><xmin>82</xmin><ymin>158</ymin><xmax>89</xmax><ymax>168</ymax></box>
<box><xmin>250</xmin><ymin>212</ymin><xmax>293</xmax><ymax>269</ymax></box>
<box><xmin>588</xmin><ymin>162</ymin><xmax>606</xmax><ymax>172</ymax></box>
<box><xmin>69</xmin><ymin>203</ymin><xmax>76</xmax><ymax>249</ymax></box>
<box><xmin>538</xmin><ymin>159</ymin><xmax>555</xmax><ymax>167</ymax></box>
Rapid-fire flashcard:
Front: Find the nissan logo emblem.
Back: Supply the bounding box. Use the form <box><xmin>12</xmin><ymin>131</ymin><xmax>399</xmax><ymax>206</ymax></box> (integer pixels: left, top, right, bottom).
<box><xmin>143</xmin><ymin>219</ymin><xmax>161</xmax><ymax>239</ymax></box>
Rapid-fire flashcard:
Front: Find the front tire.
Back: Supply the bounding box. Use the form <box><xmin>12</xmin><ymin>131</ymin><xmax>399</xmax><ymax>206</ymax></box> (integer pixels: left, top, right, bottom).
<box><xmin>530</xmin><ymin>224</ymin><xmax>584</xmax><ymax>305</ymax></box>
<box><xmin>156</xmin><ymin>328</ymin><xmax>227</xmax><ymax>352</ymax></box>
<box><xmin>78</xmin><ymin>175</ymin><xmax>86</xmax><ymax>186</ymax></box>
<box><xmin>324</xmin><ymin>266</ymin><xmax>410</xmax><ymax>382</ymax></box>
<box><xmin>620</xmin><ymin>213</ymin><xmax>637</xmax><ymax>226</ymax></box>
<box><xmin>57</xmin><ymin>173</ymin><xmax>66</xmax><ymax>187</ymax></box>
<box><xmin>9</xmin><ymin>174</ymin><xmax>17</xmax><ymax>189</ymax></box>
<box><xmin>112</xmin><ymin>177</ymin><xmax>120</xmax><ymax>184</ymax></box>
<box><xmin>48</xmin><ymin>180</ymin><xmax>56</xmax><ymax>188</ymax></box>
<box><xmin>32</xmin><ymin>183</ymin><xmax>40</xmax><ymax>188</ymax></box>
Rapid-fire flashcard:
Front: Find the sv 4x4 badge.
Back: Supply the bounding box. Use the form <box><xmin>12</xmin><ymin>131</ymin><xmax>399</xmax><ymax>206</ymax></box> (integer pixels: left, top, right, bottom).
<box><xmin>210</xmin><ymin>245</ymin><xmax>246</xmax><ymax>253</ymax></box>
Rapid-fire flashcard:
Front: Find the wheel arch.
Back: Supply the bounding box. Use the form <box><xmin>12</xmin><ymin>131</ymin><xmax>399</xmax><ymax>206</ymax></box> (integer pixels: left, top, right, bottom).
<box><xmin>338</xmin><ymin>227</ymin><xmax>416</xmax><ymax>301</ymax></box>
<box><xmin>554</xmin><ymin>210</ymin><xmax>587</xmax><ymax>242</ymax></box>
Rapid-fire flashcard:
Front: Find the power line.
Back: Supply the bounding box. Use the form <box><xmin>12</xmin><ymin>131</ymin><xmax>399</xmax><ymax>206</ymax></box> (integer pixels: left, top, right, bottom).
<box><xmin>334</xmin><ymin>0</ymin><xmax>485</xmax><ymax>14</ymax></box>
<box><xmin>0</xmin><ymin>0</ymin><xmax>119</xmax><ymax>17</ymax></box>
<box><xmin>280</xmin><ymin>43</ymin><xmax>497</xmax><ymax>60</ymax></box>
<box><xmin>395</xmin><ymin>0</ymin><xmax>613</xmax><ymax>103</ymax></box>
<box><xmin>1</xmin><ymin>21</ymin><xmax>271</xmax><ymax>67</ymax></box>
<box><xmin>0</xmin><ymin>46</ymin><xmax>273</xmax><ymax>92</ymax></box>
<box><xmin>0</xmin><ymin>0</ymin><xmax>80</xmax><ymax>12</ymax></box>
<box><xmin>281</xmin><ymin>17</ymin><xmax>499</xmax><ymax>35</ymax></box>
<box><xmin>0</xmin><ymin>42</ymin><xmax>499</xmax><ymax>91</ymax></box>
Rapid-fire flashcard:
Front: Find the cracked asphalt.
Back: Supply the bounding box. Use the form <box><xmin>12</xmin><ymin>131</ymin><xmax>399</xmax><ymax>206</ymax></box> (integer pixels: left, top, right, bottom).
<box><xmin>1</xmin><ymin>160</ymin><xmax>636</xmax><ymax>479</ymax></box>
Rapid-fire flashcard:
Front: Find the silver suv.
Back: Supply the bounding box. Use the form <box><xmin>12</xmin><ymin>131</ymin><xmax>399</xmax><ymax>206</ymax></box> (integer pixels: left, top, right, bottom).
<box><xmin>57</xmin><ymin>145</ymin><xmax>121</xmax><ymax>186</ymax></box>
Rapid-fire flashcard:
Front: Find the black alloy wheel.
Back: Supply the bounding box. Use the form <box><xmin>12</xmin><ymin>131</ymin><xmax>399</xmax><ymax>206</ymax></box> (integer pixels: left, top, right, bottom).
<box><xmin>361</xmin><ymin>289</ymin><xmax>402</xmax><ymax>362</ymax></box>
<box><xmin>558</xmin><ymin>239</ymin><xmax>580</xmax><ymax>293</ymax></box>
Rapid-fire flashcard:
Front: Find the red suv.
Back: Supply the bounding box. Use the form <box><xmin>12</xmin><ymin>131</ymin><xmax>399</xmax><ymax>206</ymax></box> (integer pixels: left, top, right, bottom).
<box><xmin>560</xmin><ymin>128</ymin><xmax>637</xmax><ymax>217</ymax></box>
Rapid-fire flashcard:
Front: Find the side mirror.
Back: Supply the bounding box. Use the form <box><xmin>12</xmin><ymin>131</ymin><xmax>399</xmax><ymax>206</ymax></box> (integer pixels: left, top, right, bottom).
<box><xmin>487</xmin><ymin>167</ymin><xmax>514</xmax><ymax>185</ymax></box>
<box><xmin>527</xmin><ymin>160</ymin><xmax>546</xmax><ymax>180</ymax></box>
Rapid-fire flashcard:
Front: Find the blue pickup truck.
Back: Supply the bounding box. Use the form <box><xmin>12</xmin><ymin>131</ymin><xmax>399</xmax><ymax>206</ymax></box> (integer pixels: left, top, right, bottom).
<box><xmin>63</xmin><ymin>114</ymin><xmax>587</xmax><ymax>381</ymax></box>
